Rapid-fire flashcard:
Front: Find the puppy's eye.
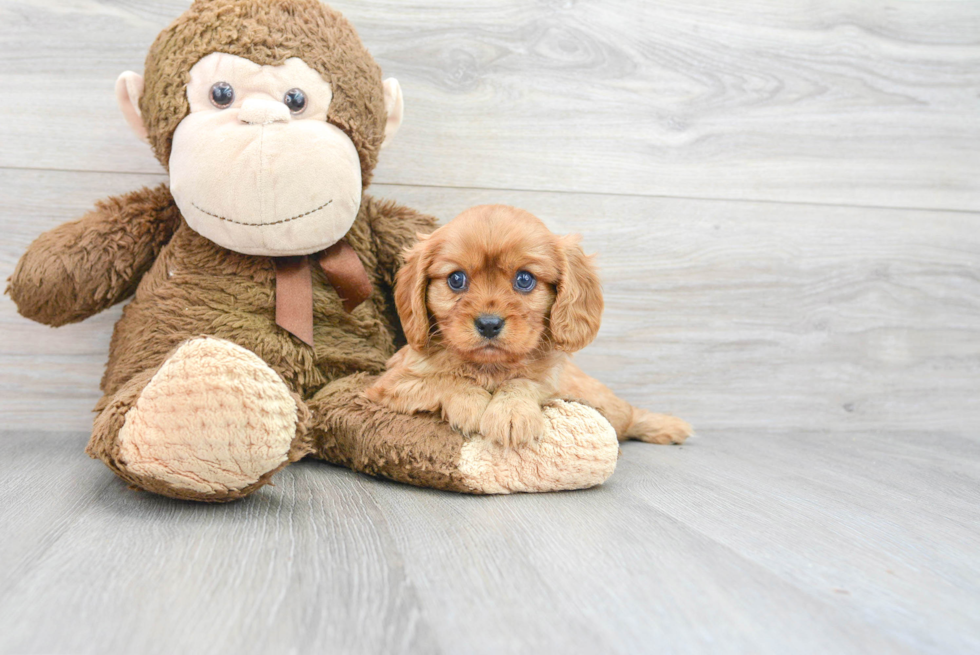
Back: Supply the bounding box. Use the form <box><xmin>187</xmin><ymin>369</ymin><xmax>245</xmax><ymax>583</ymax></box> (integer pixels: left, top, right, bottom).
<box><xmin>513</xmin><ymin>270</ymin><xmax>536</xmax><ymax>293</ymax></box>
<box><xmin>283</xmin><ymin>88</ymin><xmax>307</xmax><ymax>114</ymax></box>
<box><xmin>447</xmin><ymin>270</ymin><xmax>468</xmax><ymax>292</ymax></box>
<box><xmin>210</xmin><ymin>82</ymin><xmax>235</xmax><ymax>108</ymax></box>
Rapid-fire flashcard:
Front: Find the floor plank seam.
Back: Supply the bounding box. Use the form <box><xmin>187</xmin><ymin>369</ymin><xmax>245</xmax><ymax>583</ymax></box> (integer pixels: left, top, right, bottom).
<box><xmin>2</xmin><ymin>165</ymin><xmax>978</xmax><ymax>216</ymax></box>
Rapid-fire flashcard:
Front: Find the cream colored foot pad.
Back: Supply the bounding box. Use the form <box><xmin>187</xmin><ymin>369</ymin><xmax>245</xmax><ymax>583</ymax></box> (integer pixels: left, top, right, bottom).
<box><xmin>458</xmin><ymin>400</ymin><xmax>619</xmax><ymax>494</ymax></box>
<box><xmin>118</xmin><ymin>337</ymin><xmax>298</xmax><ymax>494</ymax></box>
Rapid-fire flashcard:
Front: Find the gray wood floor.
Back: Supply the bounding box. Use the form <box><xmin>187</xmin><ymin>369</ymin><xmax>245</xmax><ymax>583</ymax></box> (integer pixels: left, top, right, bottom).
<box><xmin>1</xmin><ymin>1</ymin><xmax>978</xmax><ymax>653</ymax></box>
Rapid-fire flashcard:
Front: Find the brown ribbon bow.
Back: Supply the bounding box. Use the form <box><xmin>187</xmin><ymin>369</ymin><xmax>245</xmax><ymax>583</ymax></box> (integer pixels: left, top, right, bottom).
<box><xmin>274</xmin><ymin>239</ymin><xmax>373</xmax><ymax>346</ymax></box>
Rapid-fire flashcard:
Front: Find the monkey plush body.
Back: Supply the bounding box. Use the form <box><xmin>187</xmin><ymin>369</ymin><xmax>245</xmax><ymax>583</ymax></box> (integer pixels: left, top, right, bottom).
<box><xmin>7</xmin><ymin>0</ymin><xmax>620</xmax><ymax>501</ymax></box>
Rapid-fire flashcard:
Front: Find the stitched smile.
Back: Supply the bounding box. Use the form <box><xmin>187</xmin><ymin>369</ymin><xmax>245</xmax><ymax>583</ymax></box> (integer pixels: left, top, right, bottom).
<box><xmin>191</xmin><ymin>199</ymin><xmax>333</xmax><ymax>226</ymax></box>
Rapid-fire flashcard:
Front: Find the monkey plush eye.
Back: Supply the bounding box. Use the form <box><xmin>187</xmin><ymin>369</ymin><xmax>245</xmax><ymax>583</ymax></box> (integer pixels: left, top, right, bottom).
<box><xmin>283</xmin><ymin>88</ymin><xmax>307</xmax><ymax>114</ymax></box>
<box><xmin>447</xmin><ymin>271</ymin><xmax>468</xmax><ymax>292</ymax></box>
<box><xmin>513</xmin><ymin>270</ymin><xmax>536</xmax><ymax>293</ymax></box>
<box><xmin>209</xmin><ymin>81</ymin><xmax>235</xmax><ymax>108</ymax></box>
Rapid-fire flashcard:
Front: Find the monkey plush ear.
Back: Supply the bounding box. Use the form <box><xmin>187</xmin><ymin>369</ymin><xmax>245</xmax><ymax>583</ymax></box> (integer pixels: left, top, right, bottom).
<box><xmin>381</xmin><ymin>78</ymin><xmax>404</xmax><ymax>149</ymax></box>
<box><xmin>115</xmin><ymin>71</ymin><xmax>149</xmax><ymax>144</ymax></box>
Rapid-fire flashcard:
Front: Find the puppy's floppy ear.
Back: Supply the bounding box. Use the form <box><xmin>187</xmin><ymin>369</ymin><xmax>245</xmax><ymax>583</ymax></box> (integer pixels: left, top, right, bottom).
<box><xmin>394</xmin><ymin>234</ymin><xmax>435</xmax><ymax>350</ymax></box>
<box><xmin>550</xmin><ymin>234</ymin><xmax>603</xmax><ymax>352</ymax></box>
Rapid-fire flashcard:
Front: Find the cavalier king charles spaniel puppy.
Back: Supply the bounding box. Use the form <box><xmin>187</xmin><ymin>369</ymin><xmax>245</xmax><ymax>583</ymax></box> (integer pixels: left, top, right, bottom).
<box><xmin>365</xmin><ymin>205</ymin><xmax>692</xmax><ymax>449</ymax></box>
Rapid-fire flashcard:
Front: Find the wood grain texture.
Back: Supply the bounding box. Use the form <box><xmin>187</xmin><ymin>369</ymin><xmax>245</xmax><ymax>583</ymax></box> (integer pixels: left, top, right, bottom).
<box><xmin>1</xmin><ymin>429</ymin><xmax>977</xmax><ymax>654</ymax></box>
<box><xmin>0</xmin><ymin>434</ymin><xmax>440</xmax><ymax>655</ymax></box>
<box><xmin>0</xmin><ymin>0</ymin><xmax>978</xmax><ymax>209</ymax></box>
<box><xmin>2</xmin><ymin>0</ymin><xmax>979</xmax><ymax>652</ymax></box>
<box><xmin>3</xmin><ymin>169</ymin><xmax>978</xmax><ymax>434</ymax></box>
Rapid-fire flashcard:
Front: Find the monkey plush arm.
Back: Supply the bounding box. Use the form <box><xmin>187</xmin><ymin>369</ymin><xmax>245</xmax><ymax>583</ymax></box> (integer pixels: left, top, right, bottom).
<box><xmin>7</xmin><ymin>184</ymin><xmax>180</xmax><ymax>327</ymax></box>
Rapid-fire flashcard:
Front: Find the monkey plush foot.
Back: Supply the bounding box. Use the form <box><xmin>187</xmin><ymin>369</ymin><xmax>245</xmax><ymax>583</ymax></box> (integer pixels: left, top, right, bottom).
<box><xmin>113</xmin><ymin>337</ymin><xmax>304</xmax><ymax>498</ymax></box>
<box><xmin>309</xmin><ymin>374</ymin><xmax>619</xmax><ymax>494</ymax></box>
<box><xmin>458</xmin><ymin>400</ymin><xmax>619</xmax><ymax>493</ymax></box>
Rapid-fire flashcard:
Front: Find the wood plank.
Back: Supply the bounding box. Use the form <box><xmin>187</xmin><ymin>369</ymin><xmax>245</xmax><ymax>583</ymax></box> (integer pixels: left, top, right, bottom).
<box><xmin>0</xmin><ymin>433</ymin><xmax>441</xmax><ymax>655</ymax></box>
<box><xmin>619</xmin><ymin>430</ymin><xmax>980</xmax><ymax>653</ymax></box>
<box><xmin>3</xmin><ymin>169</ymin><xmax>978</xmax><ymax>434</ymax></box>
<box><xmin>2</xmin><ymin>427</ymin><xmax>977</xmax><ymax>653</ymax></box>
<box><xmin>0</xmin><ymin>0</ymin><xmax>978</xmax><ymax>209</ymax></box>
<box><xmin>0</xmin><ymin>432</ymin><xmax>107</xmax><ymax>592</ymax></box>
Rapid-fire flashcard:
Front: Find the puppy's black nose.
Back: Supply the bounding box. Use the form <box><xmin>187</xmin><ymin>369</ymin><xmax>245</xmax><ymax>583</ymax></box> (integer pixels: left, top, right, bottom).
<box><xmin>475</xmin><ymin>314</ymin><xmax>504</xmax><ymax>339</ymax></box>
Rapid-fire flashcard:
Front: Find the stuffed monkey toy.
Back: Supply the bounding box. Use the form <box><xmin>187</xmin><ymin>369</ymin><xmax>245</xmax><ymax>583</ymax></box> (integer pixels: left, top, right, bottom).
<box><xmin>8</xmin><ymin>0</ymin><xmax>627</xmax><ymax>501</ymax></box>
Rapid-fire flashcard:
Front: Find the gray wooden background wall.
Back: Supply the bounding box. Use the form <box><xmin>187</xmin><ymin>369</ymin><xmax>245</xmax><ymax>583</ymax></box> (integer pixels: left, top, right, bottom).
<box><xmin>1</xmin><ymin>2</ymin><xmax>979</xmax><ymax>653</ymax></box>
<box><xmin>2</xmin><ymin>0</ymin><xmax>977</xmax><ymax>435</ymax></box>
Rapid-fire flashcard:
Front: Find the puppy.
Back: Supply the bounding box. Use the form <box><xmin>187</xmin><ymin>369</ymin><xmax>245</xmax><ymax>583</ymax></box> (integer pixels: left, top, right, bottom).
<box><xmin>365</xmin><ymin>205</ymin><xmax>692</xmax><ymax>448</ymax></box>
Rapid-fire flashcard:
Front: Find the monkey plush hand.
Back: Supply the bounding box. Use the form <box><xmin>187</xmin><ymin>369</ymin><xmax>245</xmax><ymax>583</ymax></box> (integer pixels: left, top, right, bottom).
<box><xmin>7</xmin><ymin>0</ymin><xmax>619</xmax><ymax>501</ymax></box>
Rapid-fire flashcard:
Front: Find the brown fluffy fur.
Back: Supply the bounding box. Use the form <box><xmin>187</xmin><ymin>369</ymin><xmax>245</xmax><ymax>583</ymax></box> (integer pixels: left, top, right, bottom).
<box><xmin>366</xmin><ymin>205</ymin><xmax>693</xmax><ymax>447</ymax></box>
<box><xmin>6</xmin><ymin>0</ymin><xmax>448</xmax><ymax>501</ymax></box>
<box><xmin>8</xmin><ymin>184</ymin><xmax>181</xmax><ymax>327</ymax></box>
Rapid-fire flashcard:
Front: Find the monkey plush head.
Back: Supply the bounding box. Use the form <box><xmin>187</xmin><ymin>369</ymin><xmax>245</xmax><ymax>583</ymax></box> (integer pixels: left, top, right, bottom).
<box><xmin>115</xmin><ymin>0</ymin><xmax>404</xmax><ymax>256</ymax></box>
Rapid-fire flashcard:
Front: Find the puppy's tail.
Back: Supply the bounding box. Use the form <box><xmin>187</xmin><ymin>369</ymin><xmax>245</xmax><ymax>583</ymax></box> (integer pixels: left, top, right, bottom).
<box><xmin>622</xmin><ymin>407</ymin><xmax>693</xmax><ymax>445</ymax></box>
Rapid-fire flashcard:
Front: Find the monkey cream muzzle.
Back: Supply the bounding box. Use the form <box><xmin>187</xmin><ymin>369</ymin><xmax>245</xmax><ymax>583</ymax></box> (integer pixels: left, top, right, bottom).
<box><xmin>167</xmin><ymin>53</ymin><xmax>363</xmax><ymax>257</ymax></box>
<box><xmin>170</xmin><ymin>115</ymin><xmax>362</xmax><ymax>256</ymax></box>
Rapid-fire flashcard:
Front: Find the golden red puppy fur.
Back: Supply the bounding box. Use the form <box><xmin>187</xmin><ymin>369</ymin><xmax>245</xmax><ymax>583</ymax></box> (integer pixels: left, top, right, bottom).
<box><xmin>365</xmin><ymin>205</ymin><xmax>692</xmax><ymax>448</ymax></box>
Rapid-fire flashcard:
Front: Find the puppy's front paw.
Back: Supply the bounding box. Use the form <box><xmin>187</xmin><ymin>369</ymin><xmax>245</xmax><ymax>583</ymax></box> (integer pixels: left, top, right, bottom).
<box><xmin>479</xmin><ymin>398</ymin><xmax>546</xmax><ymax>449</ymax></box>
<box><xmin>362</xmin><ymin>381</ymin><xmax>387</xmax><ymax>405</ymax></box>
<box><xmin>442</xmin><ymin>388</ymin><xmax>493</xmax><ymax>436</ymax></box>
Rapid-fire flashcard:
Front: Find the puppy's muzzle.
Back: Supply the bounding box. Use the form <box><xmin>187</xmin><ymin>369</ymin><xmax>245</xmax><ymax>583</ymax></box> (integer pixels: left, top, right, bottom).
<box><xmin>475</xmin><ymin>314</ymin><xmax>504</xmax><ymax>339</ymax></box>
